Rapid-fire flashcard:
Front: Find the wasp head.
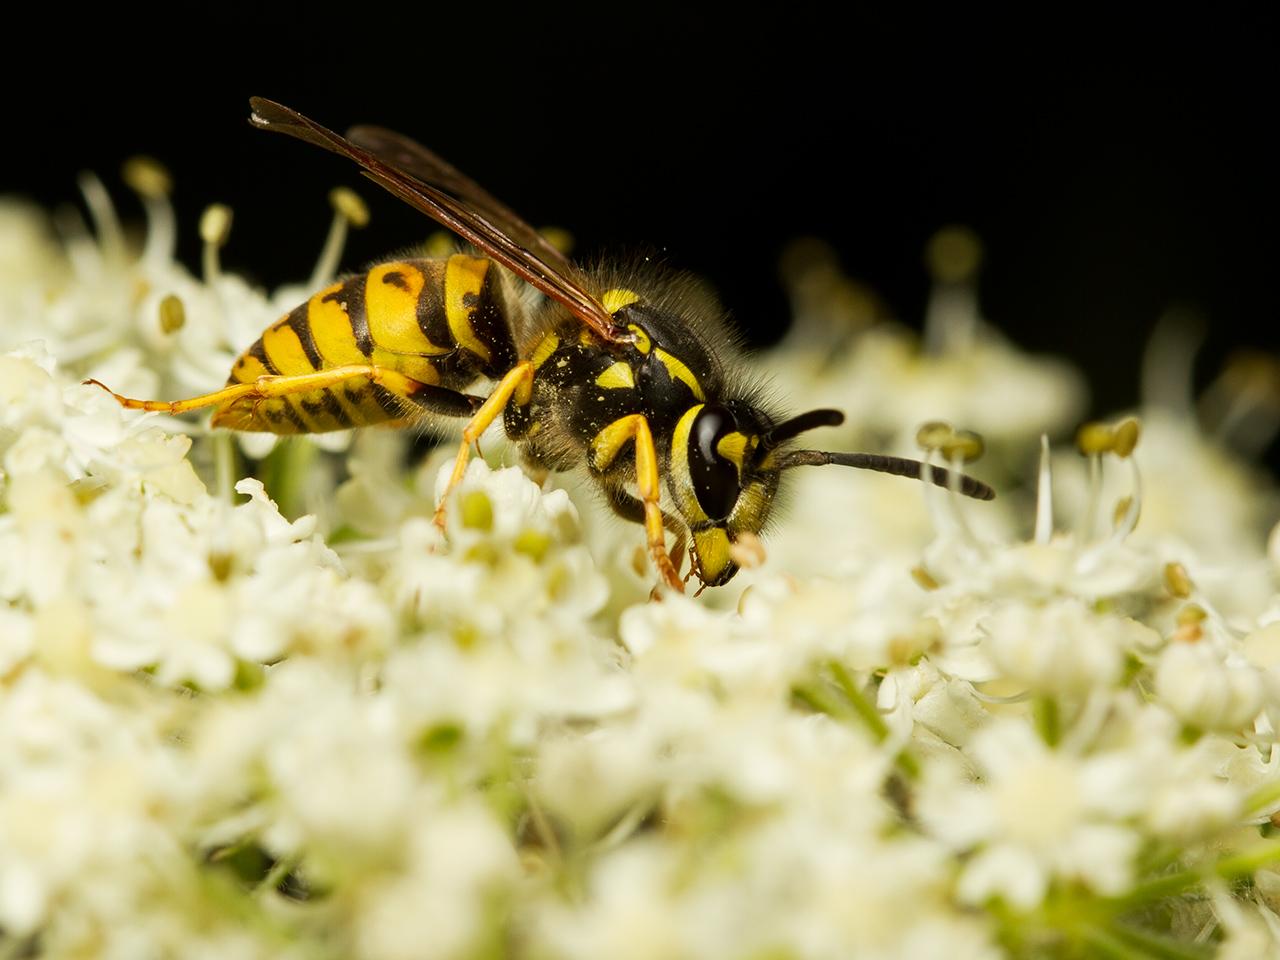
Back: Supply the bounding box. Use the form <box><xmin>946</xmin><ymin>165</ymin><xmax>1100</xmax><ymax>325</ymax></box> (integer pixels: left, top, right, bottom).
<box><xmin>669</xmin><ymin>405</ymin><xmax>995</xmax><ymax>588</ymax></box>
<box><xmin>667</xmin><ymin>404</ymin><xmax>843</xmax><ymax>587</ymax></box>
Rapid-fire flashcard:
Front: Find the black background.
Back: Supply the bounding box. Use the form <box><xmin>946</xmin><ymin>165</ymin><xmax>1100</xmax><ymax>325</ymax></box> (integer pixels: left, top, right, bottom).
<box><xmin>4</xmin><ymin>15</ymin><xmax>1274</xmax><ymax>468</ymax></box>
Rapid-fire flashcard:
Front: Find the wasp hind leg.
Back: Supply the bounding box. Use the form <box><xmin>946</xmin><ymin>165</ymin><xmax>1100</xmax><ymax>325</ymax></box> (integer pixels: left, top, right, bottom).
<box><xmin>87</xmin><ymin>365</ymin><xmax>483</xmax><ymax>428</ymax></box>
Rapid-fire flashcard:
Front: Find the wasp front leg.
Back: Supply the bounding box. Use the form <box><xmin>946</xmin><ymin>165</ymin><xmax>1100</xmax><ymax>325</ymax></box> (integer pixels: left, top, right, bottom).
<box><xmin>603</xmin><ymin>481</ymin><xmax>689</xmax><ymax>584</ymax></box>
<box><xmin>589</xmin><ymin>414</ymin><xmax>684</xmax><ymax>593</ymax></box>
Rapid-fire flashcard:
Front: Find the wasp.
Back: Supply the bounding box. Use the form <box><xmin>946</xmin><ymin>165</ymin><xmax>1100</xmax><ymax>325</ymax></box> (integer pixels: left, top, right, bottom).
<box><xmin>90</xmin><ymin>98</ymin><xmax>993</xmax><ymax>593</ymax></box>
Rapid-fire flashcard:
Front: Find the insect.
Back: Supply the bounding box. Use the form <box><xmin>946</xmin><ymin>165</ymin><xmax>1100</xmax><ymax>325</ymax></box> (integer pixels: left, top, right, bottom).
<box><xmin>91</xmin><ymin>98</ymin><xmax>994</xmax><ymax>593</ymax></box>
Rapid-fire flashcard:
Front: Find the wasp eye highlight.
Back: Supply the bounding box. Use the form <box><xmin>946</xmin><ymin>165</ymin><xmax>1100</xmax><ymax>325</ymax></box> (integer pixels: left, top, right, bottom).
<box><xmin>689</xmin><ymin>404</ymin><xmax>741</xmax><ymax>521</ymax></box>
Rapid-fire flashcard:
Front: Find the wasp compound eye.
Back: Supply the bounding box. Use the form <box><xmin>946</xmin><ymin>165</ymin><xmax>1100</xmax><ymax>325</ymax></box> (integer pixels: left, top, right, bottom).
<box><xmin>688</xmin><ymin>404</ymin><xmax>741</xmax><ymax>522</ymax></box>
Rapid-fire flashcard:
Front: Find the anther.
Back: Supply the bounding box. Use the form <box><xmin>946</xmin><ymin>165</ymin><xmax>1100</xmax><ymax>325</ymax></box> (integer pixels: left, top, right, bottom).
<box><xmin>910</xmin><ymin>565</ymin><xmax>940</xmax><ymax>591</ymax></box>
<box><xmin>330</xmin><ymin>187</ymin><xmax>369</xmax><ymax>227</ymax></box>
<box><xmin>1177</xmin><ymin>603</ymin><xmax>1207</xmax><ymax>627</ymax></box>
<box><xmin>309</xmin><ymin>187</ymin><xmax>370</xmax><ymax>289</ymax></box>
<box><xmin>423</xmin><ymin>231</ymin><xmax>455</xmax><ymax>258</ymax></box>
<box><xmin>158</xmin><ymin>293</ymin><xmax>185</xmax><ymax>334</ymax></box>
<box><xmin>200</xmin><ymin>203</ymin><xmax>233</xmax><ymax>285</ymax></box>
<box><xmin>122</xmin><ymin>156</ymin><xmax>172</xmax><ymax>199</ymax></box>
<box><xmin>926</xmin><ymin>226</ymin><xmax>983</xmax><ymax>284</ymax></box>
<box><xmin>123</xmin><ymin>156</ymin><xmax>176</xmax><ymax>265</ymax></box>
<box><xmin>1164</xmin><ymin>561</ymin><xmax>1193</xmax><ymax>599</ymax></box>
<box><xmin>940</xmin><ymin>429</ymin><xmax>984</xmax><ymax>463</ymax></box>
<box><xmin>1076</xmin><ymin>421</ymin><xmax>1114</xmax><ymax>456</ymax></box>
<box><xmin>539</xmin><ymin>226</ymin><xmax>574</xmax><ymax>257</ymax></box>
<box><xmin>916</xmin><ymin>420</ymin><xmax>953</xmax><ymax>452</ymax></box>
<box><xmin>1111</xmin><ymin>417</ymin><xmax>1141</xmax><ymax>458</ymax></box>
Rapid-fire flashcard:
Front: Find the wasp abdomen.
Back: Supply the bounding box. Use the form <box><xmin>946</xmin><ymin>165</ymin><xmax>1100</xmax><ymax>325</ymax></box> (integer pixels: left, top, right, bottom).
<box><xmin>214</xmin><ymin>254</ymin><xmax>517</xmax><ymax>433</ymax></box>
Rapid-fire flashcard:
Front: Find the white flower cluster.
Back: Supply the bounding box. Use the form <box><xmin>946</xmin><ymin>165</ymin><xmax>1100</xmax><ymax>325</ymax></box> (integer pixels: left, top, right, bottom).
<box><xmin>1</xmin><ymin>183</ymin><xmax>1279</xmax><ymax>959</ymax></box>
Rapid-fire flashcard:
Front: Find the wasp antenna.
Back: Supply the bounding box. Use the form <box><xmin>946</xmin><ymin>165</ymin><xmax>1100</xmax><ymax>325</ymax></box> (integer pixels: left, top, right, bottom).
<box><xmin>778</xmin><ymin>450</ymin><xmax>995</xmax><ymax>501</ymax></box>
<box><xmin>762</xmin><ymin>409</ymin><xmax>845</xmax><ymax>448</ymax></box>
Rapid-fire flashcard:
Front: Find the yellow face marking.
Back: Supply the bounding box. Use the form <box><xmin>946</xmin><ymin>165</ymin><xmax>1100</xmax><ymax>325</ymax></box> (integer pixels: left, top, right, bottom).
<box><xmin>261</xmin><ymin>321</ymin><xmax>315</xmax><ymax>377</ymax></box>
<box><xmin>529</xmin><ymin>332</ymin><xmax>560</xmax><ymax>369</ymax></box>
<box><xmin>716</xmin><ymin>432</ymin><xmax>751</xmax><ymax>469</ymax></box>
<box><xmin>444</xmin><ymin>254</ymin><xmax>493</xmax><ymax>364</ymax></box>
<box><xmin>601</xmin><ymin>288</ymin><xmax>640</xmax><ymax>313</ymax></box>
<box><xmin>308</xmin><ymin>282</ymin><xmax>366</xmax><ymax>367</ymax></box>
<box><xmin>594</xmin><ymin>361</ymin><xmax>636</xmax><ymax>390</ymax></box>
<box><xmin>734</xmin><ymin>481</ymin><xmax>771</xmax><ymax>533</ymax></box>
<box><xmin>693</xmin><ymin>527</ymin><xmax>733</xmax><ymax>584</ymax></box>
<box><xmin>366</xmin><ymin>263</ymin><xmax>450</xmax><ymax>358</ymax></box>
<box><xmin>627</xmin><ymin>324</ymin><xmax>651</xmax><ymax>353</ymax></box>
<box><xmin>654</xmin><ymin>349</ymin><xmax>705</xmax><ymax>401</ymax></box>
<box><xmin>669</xmin><ymin>405</ymin><xmax>707</xmax><ymax>523</ymax></box>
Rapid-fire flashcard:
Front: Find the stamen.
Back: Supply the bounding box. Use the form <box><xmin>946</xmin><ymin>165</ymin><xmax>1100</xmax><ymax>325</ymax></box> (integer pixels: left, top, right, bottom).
<box><xmin>922</xmin><ymin>225</ymin><xmax>983</xmax><ymax>354</ymax></box>
<box><xmin>309</xmin><ymin>187</ymin><xmax>369</xmax><ymax>289</ymax></box>
<box><xmin>1140</xmin><ymin>308</ymin><xmax>1204</xmax><ymax>416</ymax></box>
<box><xmin>1110</xmin><ymin>417</ymin><xmax>1143</xmax><ymax>541</ymax></box>
<box><xmin>945</xmin><ymin>450</ymin><xmax>987</xmax><ymax>556</ymax></box>
<box><xmin>1104</xmin><ymin>444</ymin><xmax>1143</xmax><ymax>544</ymax></box>
<box><xmin>970</xmin><ymin>685</ymin><xmax>1030</xmax><ymax>705</ymax></box>
<box><xmin>1075</xmin><ymin>421</ymin><xmax>1112</xmax><ymax>542</ymax></box>
<box><xmin>539</xmin><ymin>226</ymin><xmax>574</xmax><ymax>257</ymax></box>
<box><xmin>1201</xmin><ymin>352</ymin><xmax>1280</xmax><ymax>459</ymax></box>
<box><xmin>122</xmin><ymin>156</ymin><xmax>176</xmax><ymax>266</ymax></box>
<box><xmin>76</xmin><ymin>171</ymin><xmax>125</xmax><ymax>262</ymax></box>
<box><xmin>1034</xmin><ymin>434</ymin><xmax>1053</xmax><ymax>544</ymax></box>
<box><xmin>199</xmin><ymin>204</ymin><xmax>233</xmax><ymax>286</ymax></box>
<box><xmin>939</xmin><ymin>429</ymin><xmax>984</xmax><ymax>463</ymax></box>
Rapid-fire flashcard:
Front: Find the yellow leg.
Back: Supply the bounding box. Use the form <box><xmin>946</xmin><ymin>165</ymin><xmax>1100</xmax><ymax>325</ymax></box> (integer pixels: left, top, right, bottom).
<box><xmin>592</xmin><ymin>414</ymin><xmax>683</xmax><ymax>593</ymax></box>
<box><xmin>433</xmin><ymin>361</ymin><xmax>535</xmax><ymax>528</ymax></box>
<box><xmin>86</xmin><ymin>365</ymin><xmax>432</xmax><ymax>418</ymax></box>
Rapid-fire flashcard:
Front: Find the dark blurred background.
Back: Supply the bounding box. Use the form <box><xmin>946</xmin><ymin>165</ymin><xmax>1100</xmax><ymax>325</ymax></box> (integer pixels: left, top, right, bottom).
<box><xmin>4</xmin><ymin>16</ymin><xmax>1274</xmax><ymax>467</ymax></box>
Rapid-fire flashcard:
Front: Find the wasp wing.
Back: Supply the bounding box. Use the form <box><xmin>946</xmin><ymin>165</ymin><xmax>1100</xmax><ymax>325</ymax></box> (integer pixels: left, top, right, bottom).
<box><xmin>346</xmin><ymin>123</ymin><xmax>577</xmax><ymax>277</ymax></box>
<box><xmin>248</xmin><ymin>98</ymin><xmax>626</xmax><ymax>343</ymax></box>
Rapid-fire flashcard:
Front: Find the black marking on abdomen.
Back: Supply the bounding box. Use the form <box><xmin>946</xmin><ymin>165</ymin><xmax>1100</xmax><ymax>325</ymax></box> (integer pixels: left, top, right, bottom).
<box><xmin>325</xmin><ymin>279</ymin><xmax>372</xmax><ymax>357</ymax></box>
<box><xmin>302</xmin><ymin>391</ymin><xmax>350</xmax><ymax>427</ymax></box>
<box><xmin>286</xmin><ymin>306</ymin><xmax>323</xmax><ymax>370</ymax></box>
<box><xmin>249</xmin><ymin>339</ymin><xmax>279</xmax><ymax>375</ymax></box>
<box><xmin>370</xmin><ymin>383</ymin><xmax>404</xmax><ymax>417</ymax></box>
<box><xmin>415</xmin><ymin>265</ymin><xmax>452</xmax><ymax>349</ymax></box>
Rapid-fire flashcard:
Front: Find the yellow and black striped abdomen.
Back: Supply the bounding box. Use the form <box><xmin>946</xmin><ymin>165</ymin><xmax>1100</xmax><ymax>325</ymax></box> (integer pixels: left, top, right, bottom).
<box><xmin>214</xmin><ymin>254</ymin><xmax>518</xmax><ymax>433</ymax></box>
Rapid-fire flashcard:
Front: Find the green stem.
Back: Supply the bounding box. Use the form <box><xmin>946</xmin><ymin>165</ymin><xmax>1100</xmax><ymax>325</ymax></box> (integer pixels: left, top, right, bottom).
<box><xmin>1245</xmin><ymin>778</ymin><xmax>1280</xmax><ymax>817</ymax></box>
<box><xmin>1108</xmin><ymin>921</ymin><xmax>1214</xmax><ymax>960</ymax></box>
<box><xmin>1115</xmin><ymin>841</ymin><xmax>1280</xmax><ymax>908</ymax></box>
<box><xmin>1212</xmin><ymin>841</ymin><xmax>1280</xmax><ymax>881</ymax></box>
<box><xmin>255</xmin><ymin>854</ymin><xmax>299</xmax><ymax>895</ymax></box>
<box><xmin>792</xmin><ymin>682</ymin><xmax>847</xmax><ymax>720</ymax></box>
<box><xmin>828</xmin><ymin>660</ymin><xmax>889</xmax><ymax>740</ymax></box>
<box><xmin>827</xmin><ymin>661</ymin><xmax>920</xmax><ymax>779</ymax></box>
<box><xmin>1033</xmin><ymin>695</ymin><xmax>1061</xmax><ymax>746</ymax></box>
<box><xmin>1082</xmin><ymin>925</ymin><xmax>1152</xmax><ymax>960</ymax></box>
